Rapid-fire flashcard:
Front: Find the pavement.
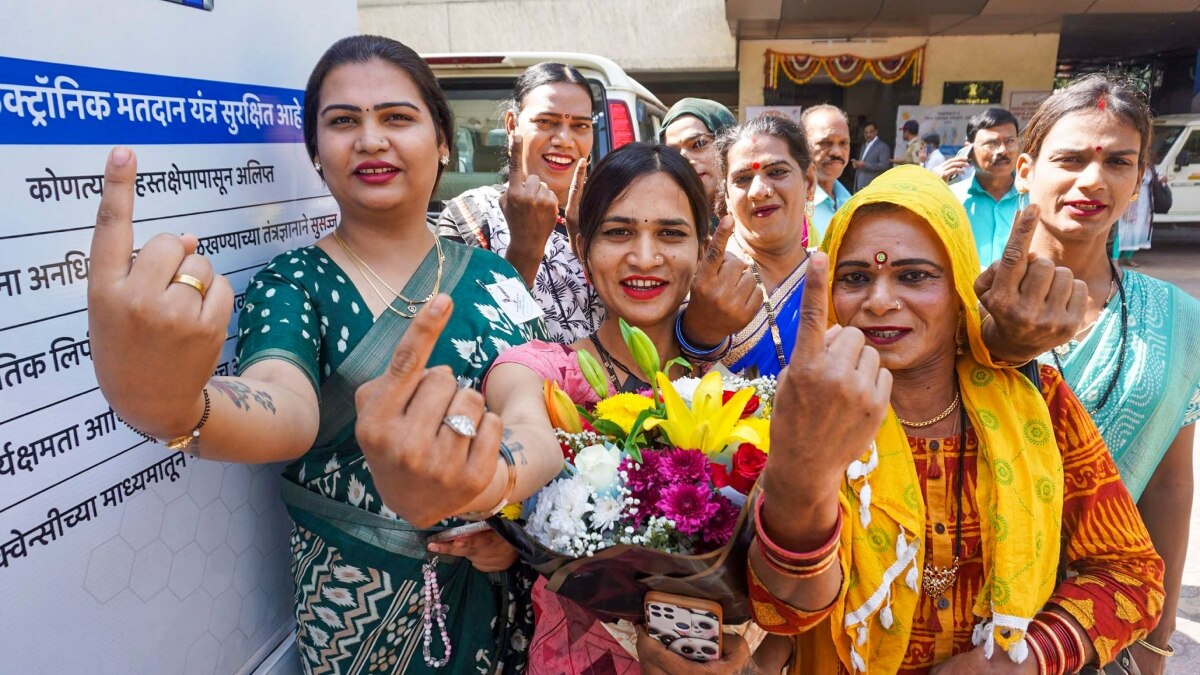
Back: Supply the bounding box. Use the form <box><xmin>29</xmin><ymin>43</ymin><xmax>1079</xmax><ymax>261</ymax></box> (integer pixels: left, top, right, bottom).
<box><xmin>1117</xmin><ymin>226</ymin><xmax>1200</xmax><ymax>674</ymax></box>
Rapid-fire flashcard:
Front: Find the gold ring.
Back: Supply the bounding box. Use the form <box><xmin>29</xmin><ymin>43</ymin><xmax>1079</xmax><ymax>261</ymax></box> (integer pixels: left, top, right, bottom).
<box><xmin>170</xmin><ymin>273</ymin><xmax>207</xmax><ymax>298</ymax></box>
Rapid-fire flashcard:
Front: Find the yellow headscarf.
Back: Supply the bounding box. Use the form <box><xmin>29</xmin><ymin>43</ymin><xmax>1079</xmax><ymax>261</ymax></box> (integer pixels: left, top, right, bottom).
<box><xmin>818</xmin><ymin>166</ymin><xmax>1063</xmax><ymax>672</ymax></box>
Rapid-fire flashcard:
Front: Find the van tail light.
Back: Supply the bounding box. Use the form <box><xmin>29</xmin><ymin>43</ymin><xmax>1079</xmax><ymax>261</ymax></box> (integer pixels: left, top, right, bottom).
<box><xmin>608</xmin><ymin>101</ymin><xmax>635</xmax><ymax>148</ymax></box>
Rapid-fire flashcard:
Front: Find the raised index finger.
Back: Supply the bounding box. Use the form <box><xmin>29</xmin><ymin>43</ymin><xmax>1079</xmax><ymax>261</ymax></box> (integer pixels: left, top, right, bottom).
<box><xmin>699</xmin><ymin>216</ymin><xmax>734</xmax><ymax>272</ymax></box>
<box><xmin>375</xmin><ymin>294</ymin><xmax>453</xmax><ymax>412</ymax></box>
<box><xmin>89</xmin><ymin>147</ymin><xmax>138</xmax><ymax>285</ymax></box>
<box><xmin>564</xmin><ymin>157</ymin><xmax>588</xmax><ymax>239</ymax></box>
<box><xmin>507</xmin><ymin>135</ymin><xmax>525</xmax><ymax>189</ymax></box>
<box><xmin>792</xmin><ymin>252</ymin><xmax>830</xmax><ymax>362</ymax></box>
<box><xmin>993</xmin><ymin>204</ymin><xmax>1040</xmax><ymax>291</ymax></box>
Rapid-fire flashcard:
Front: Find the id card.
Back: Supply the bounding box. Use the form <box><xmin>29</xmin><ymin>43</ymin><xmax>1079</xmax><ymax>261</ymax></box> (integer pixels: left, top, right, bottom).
<box><xmin>484</xmin><ymin>277</ymin><xmax>543</xmax><ymax>324</ymax></box>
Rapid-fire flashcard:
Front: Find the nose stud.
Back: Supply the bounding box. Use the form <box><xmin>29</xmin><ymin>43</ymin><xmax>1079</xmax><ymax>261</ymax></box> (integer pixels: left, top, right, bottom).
<box><xmin>893</xmin><ymin>300</ymin><xmax>902</xmax><ymax>310</ymax></box>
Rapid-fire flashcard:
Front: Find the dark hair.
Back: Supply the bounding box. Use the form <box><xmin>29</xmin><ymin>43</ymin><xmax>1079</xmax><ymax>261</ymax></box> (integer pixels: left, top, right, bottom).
<box><xmin>302</xmin><ymin>35</ymin><xmax>454</xmax><ymax>188</ymax></box>
<box><xmin>966</xmin><ymin>107</ymin><xmax>1020</xmax><ymax>142</ymax></box>
<box><xmin>577</xmin><ymin>143</ymin><xmax>711</xmax><ymax>264</ymax></box>
<box><xmin>713</xmin><ymin>113</ymin><xmax>814</xmax><ymax>216</ymax></box>
<box><xmin>503</xmin><ymin>62</ymin><xmax>592</xmax><ymax>176</ymax></box>
<box><xmin>1022</xmin><ymin>73</ymin><xmax>1153</xmax><ymax>169</ymax></box>
<box><xmin>921</xmin><ymin>132</ymin><xmax>941</xmax><ymax>146</ymax></box>
<box><xmin>863</xmin><ymin>121</ymin><xmax>878</xmax><ymax>131</ymax></box>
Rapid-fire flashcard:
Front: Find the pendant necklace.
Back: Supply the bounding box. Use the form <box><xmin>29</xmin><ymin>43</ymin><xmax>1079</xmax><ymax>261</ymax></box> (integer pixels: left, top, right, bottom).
<box><xmin>921</xmin><ymin>402</ymin><xmax>966</xmax><ymax>598</ymax></box>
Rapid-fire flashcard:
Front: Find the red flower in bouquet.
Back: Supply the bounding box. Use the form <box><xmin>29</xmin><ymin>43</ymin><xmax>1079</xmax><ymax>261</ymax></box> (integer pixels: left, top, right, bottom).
<box><xmin>721</xmin><ymin>390</ymin><xmax>760</xmax><ymax>419</ymax></box>
<box><xmin>709</xmin><ymin>443</ymin><xmax>768</xmax><ymax>495</ymax></box>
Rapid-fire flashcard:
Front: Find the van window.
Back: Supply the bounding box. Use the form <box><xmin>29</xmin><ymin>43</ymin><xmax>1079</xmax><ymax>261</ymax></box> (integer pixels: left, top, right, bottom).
<box><xmin>1153</xmin><ymin>125</ymin><xmax>1185</xmax><ymax>165</ymax></box>
<box><xmin>635</xmin><ymin>100</ymin><xmax>662</xmax><ymax>144</ymax></box>
<box><xmin>434</xmin><ymin>78</ymin><xmax>606</xmax><ymax>205</ymax></box>
<box><xmin>1176</xmin><ymin>128</ymin><xmax>1200</xmax><ymax>167</ymax></box>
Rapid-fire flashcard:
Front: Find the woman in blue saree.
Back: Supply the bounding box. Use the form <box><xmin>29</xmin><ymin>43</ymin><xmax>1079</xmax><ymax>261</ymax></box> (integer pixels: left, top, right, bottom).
<box><xmin>1018</xmin><ymin>73</ymin><xmax>1200</xmax><ymax>675</ymax></box>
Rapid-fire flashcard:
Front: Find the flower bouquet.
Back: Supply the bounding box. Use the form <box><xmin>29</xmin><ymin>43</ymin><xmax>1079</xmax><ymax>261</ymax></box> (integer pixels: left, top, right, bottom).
<box><xmin>489</xmin><ymin>320</ymin><xmax>775</xmax><ymax>624</ymax></box>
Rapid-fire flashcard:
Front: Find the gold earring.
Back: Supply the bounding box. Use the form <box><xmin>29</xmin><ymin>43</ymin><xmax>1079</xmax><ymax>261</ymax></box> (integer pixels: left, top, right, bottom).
<box><xmin>1129</xmin><ymin>192</ymin><xmax>1139</xmax><ymax>203</ymax></box>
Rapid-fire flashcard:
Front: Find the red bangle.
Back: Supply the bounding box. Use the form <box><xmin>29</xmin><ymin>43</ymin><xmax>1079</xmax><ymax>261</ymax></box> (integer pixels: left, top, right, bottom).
<box><xmin>1026</xmin><ymin>623</ymin><xmax>1054</xmax><ymax>675</ymax></box>
<box><xmin>754</xmin><ymin>492</ymin><xmax>842</xmax><ymax>566</ymax></box>
<box><xmin>1037</xmin><ymin>612</ymin><xmax>1085</xmax><ymax>674</ymax></box>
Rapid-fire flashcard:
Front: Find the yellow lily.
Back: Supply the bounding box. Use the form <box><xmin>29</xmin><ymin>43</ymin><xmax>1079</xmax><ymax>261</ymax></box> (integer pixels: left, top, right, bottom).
<box><xmin>643</xmin><ymin>371</ymin><xmax>761</xmax><ymax>456</ymax></box>
<box><xmin>544</xmin><ymin>380</ymin><xmax>583</xmax><ymax>434</ymax></box>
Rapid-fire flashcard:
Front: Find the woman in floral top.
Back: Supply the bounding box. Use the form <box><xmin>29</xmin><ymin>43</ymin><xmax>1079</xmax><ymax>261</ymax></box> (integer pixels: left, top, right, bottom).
<box><xmin>436</xmin><ymin>62</ymin><xmax>604</xmax><ymax>343</ymax></box>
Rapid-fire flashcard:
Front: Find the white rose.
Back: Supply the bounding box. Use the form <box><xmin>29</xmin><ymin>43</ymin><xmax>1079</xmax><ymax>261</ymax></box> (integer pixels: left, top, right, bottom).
<box><xmin>573</xmin><ymin>444</ymin><xmax>622</xmax><ymax>492</ymax></box>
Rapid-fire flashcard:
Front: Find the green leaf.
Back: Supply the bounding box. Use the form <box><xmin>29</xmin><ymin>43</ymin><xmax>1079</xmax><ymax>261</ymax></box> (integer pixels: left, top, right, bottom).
<box><xmin>575</xmin><ymin>404</ymin><xmax>595</xmax><ymax>423</ymax></box>
<box><xmin>590</xmin><ymin>418</ymin><xmax>627</xmax><ymax>442</ymax></box>
<box><xmin>664</xmin><ymin>356</ymin><xmax>693</xmax><ymax>373</ymax></box>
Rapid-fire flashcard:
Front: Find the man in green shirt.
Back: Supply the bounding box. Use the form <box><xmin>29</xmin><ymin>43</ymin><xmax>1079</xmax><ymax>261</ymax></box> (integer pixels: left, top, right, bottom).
<box><xmin>936</xmin><ymin>108</ymin><xmax>1021</xmax><ymax>266</ymax></box>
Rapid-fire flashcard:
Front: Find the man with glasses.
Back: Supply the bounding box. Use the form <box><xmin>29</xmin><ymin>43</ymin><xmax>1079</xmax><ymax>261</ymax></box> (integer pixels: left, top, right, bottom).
<box><xmin>935</xmin><ymin>107</ymin><xmax>1022</xmax><ymax>265</ymax></box>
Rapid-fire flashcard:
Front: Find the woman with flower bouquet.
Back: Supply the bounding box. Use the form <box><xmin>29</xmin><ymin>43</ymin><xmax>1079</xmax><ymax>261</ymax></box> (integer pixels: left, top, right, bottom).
<box><xmin>481</xmin><ymin>142</ymin><xmax>790</xmax><ymax>673</ymax></box>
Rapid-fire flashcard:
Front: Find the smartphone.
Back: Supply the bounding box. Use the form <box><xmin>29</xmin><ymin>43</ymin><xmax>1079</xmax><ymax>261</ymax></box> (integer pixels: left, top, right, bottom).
<box><xmin>427</xmin><ymin>521</ymin><xmax>491</xmax><ymax>544</ymax></box>
<box><xmin>644</xmin><ymin>591</ymin><xmax>723</xmax><ymax>663</ymax></box>
<box><xmin>955</xmin><ymin>142</ymin><xmax>973</xmax><ymax>162</ymax></box>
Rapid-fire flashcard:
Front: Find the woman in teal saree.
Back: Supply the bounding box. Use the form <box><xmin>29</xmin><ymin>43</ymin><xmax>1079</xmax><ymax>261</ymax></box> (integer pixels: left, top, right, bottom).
<box><xmin>1019</xmin><ymin>74</ymin><xmax>1200</xmax><ymax>674</ymax></box>
<box><xmin>85</xmin><ymin>35</ymin><xmax>564</xmax><ymax>674</ymax></box>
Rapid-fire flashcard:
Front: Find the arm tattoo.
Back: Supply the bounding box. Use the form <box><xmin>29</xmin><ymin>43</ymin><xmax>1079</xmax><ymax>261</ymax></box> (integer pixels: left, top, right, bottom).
<box><xmin>502</xmin><ymin>427</ymin><xmax>528</xmax><ymax>465</ymax></box>
<box><xmin>210</xmin><ymin>378</ymin><xmax>277</xmax><ymax>415</ymax></box>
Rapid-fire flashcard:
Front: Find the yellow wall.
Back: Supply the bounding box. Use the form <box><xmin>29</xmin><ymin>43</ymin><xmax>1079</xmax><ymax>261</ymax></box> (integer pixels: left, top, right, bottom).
<box><xmin>738</xmin><ymin>34</ymin><xmax>1059</xmax><ymax>115</ymax></box>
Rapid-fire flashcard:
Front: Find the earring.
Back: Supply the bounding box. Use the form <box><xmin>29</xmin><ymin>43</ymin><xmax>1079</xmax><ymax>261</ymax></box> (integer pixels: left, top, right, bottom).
<box><xmin>804</xmin><ymin>198</ymin><xmax>815</xmax><ymax>226</ymax></box>
<box><xmin>955</xmin><ymin>312</ymin><xmax>966</xmax><ymax>356</ymax></box>
<box><xmin>439</xmin><ymin>154</ymin><xmax>450</xmax><ymax>166</ymax></box>
<box><xmin>313</xmin><ymin>161</ymin><xmax>322</xmax><ymax>172</ymax></box>
<box><xmin>1129</xmin><ymin>192</ymin><xmax>1139</xmax><ymax>203</ymax></box>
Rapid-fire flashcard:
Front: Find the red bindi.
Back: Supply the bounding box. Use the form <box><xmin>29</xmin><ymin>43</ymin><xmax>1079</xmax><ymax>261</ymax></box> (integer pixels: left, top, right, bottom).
<box><xmin>1096</xmin><ymin>146</ymin><xmax>1103</xmax><ymax>153</ymax></box>
<box><xmin>751</xmin><ymin>162</ymin><xmax>761</xmax><ymax>170</ymax></box>
<box><xmin>1097</xmin><ymin>97</ymin><xmax>1107</xmax><ymax>111</ymax></box>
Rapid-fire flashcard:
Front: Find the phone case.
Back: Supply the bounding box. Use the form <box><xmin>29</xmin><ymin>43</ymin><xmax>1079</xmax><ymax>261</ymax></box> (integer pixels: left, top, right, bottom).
<box><xmin>644</xmin><ymin>591</ymin><xmax>723</xmax><ymax>663</ymax></box>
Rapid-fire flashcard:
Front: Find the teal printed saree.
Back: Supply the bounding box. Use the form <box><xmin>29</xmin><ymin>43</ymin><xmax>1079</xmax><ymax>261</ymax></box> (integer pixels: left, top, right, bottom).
<box><xmin>237</xmin><ymin>239</ymin><xmax>546</xmax><ymax>674</ymax></box>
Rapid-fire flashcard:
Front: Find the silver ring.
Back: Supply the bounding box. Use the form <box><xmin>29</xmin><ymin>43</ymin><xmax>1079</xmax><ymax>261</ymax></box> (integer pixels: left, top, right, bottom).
<box><xmin>442</xmin><ymin>415</ymin><xmax>477</xmax><ymax>438</ymax></box>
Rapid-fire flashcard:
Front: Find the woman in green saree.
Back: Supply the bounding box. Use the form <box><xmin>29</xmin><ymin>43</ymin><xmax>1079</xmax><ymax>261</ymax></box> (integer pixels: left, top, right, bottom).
<box><xmin>1018</xmin><ymin>73</ymin><xmax>1200</xmax><ymax>674</ymax></box>
<box><xmin>86</xmin><ymin>36</ymin><xmax>564</xmax><ymax>674</ymax></box>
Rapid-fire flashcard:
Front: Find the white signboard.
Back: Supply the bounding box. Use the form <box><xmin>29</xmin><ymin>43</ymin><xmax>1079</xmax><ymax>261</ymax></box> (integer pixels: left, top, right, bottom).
<box><xmin>0</xmin><ymin>1</ymin><xmax>355</xmax><ymax>672</ymax></box>
<box><xmin>1008</xmin><ymin>90</ymin><xmax>1052</xmax><ymax>129</ymax></box>
<box><xmin>895</xmin><ymin>104</ymin><xmax>991</xmax><ymax>158</ymax></box>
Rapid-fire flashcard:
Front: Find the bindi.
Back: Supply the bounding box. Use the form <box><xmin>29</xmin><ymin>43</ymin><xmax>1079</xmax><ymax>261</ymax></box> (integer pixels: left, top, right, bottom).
<box><xmin>751</xmin><ymin>162</ymin><xmax>761</xmax><ymax>170</ymax></box>
<box><xmin>1095</xmin><ymin>146</ymin><xmax>1103</xmax><ymax>153</ymax></box>
<box><xmin>874</xmin><ymin>251</ymin><xmax>888</xmax><ymax>269</ymax></box>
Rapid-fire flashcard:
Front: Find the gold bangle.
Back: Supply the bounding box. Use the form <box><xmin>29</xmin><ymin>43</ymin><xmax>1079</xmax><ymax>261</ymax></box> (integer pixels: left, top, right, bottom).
<box><xmin>1136</xmin><ymin>638</ymin><xmax>1175</xmax><ymax>657</ymax></box>
<box><xmin>459</xmin><ymin>442</ymin><xmax>518</xmax><ymax>522</ymax></box>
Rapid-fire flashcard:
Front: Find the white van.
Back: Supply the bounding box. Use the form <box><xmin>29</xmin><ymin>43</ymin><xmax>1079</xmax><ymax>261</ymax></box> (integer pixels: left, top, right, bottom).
<box><xmin>423</xmin><ymin>52</ymin><xmax>667</xmax><ymax>209</ymax></box>
<box><xmin>1153</xmin><ymin>114</ymin><xmax>1200</xmax><ymax>225</ymax></box>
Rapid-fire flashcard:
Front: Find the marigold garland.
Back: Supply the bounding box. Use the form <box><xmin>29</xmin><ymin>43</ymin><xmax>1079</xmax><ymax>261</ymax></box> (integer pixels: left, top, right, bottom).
<box><xmin>765</xmin><ymin>47</ymin><xmax>924</xmax><ymax>89</ymax></box>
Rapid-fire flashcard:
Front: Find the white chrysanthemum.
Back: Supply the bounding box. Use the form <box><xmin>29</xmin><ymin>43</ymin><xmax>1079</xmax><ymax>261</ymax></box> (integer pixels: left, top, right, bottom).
<box><xmin>592</xmin><ymin>495</ymin><xmax>623</xmax><ymax>532</ymax></box>
<box><xmin>669</xmin><ymin>377</ymin><xmax>703</xmax><ymax>404</ymax></box>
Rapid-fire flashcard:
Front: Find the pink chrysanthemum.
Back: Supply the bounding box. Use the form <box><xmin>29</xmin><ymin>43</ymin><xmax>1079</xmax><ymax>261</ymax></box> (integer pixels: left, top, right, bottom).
<box><xmin>699</xmin><ymin>496</ymin><xmax>740</xmax><ymax>548</ymax></box>
<box><xmin>657</xmin><ymin>448</ymin><xmax>710</xmax><ymax>484</ymax></box>
<box><xmin>657</xmin><ymin>483</ymin><xmax>719</xmax><ymax>536</ymax></box>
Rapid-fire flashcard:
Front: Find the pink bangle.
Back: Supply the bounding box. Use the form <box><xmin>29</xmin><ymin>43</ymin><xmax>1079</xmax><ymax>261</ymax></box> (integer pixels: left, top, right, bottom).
<box><xmin>754</xmin><ymin>492</ymin><xmax>842</xmax><ymax>567</ymax></box>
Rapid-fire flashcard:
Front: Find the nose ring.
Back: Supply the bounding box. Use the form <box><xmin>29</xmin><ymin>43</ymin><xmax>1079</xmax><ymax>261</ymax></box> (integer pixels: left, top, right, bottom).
<box><xmin>893</xmin><ymin>300</ymin><xmax>902</xmax><ymax>310</ymax></box>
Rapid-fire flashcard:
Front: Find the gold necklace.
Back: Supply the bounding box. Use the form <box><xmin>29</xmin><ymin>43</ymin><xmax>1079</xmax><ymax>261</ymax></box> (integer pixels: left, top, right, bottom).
<box><xmin>896</xmin><ymin>390</ymin><xmax>961</xmax><ymax>428</ymax></box>
<box><xmin>333</xmin><ymin>229</ymin><xmax>444</xmax><ymax>314</ymax></box>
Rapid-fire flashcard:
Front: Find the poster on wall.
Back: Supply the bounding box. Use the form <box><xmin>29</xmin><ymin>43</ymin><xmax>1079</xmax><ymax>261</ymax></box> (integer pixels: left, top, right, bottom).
<box><xmin>895</xmin><ymin>105</ymin><xmax>991</xmax><ymax>159</ymax></box>
<box><xmin>1008</xmin><ymin>91</ymin><xmax>1052</xmax><ymax>129</ymax></box>
<box><xmin>0</xmin><ymin>1</ymin><xmax>356</xmax><ymax>673</ymax></box>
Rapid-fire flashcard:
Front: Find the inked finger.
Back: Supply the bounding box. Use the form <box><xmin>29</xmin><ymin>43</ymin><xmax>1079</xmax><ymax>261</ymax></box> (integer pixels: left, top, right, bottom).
<box><xmin>996</xmin><ymin>205</ymin><xmax>1040</xmax><ymax>288</ymax></box>
<box><xmin>507</xmin><ymin>136</ymin><xmax>525</xmax><ymax>187</ymax></box>
<box><xmin>702</xmin><ymin>216</ymin><xmax>735</xmax><ymax>267</ymax></box>
<box><xmin>792</xmin><ymin>252</ymin><xmax>830</xmax><ymax>362</ymax></box>
<box><xmin>374</xmin><ymin>294</ymin><xmax>453</xmax><ymax>412</ymax></box>
<box><xmin>90</xmin><ymin>147</ymin><xmax>139</xmax><ymax>285</ymax></box>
